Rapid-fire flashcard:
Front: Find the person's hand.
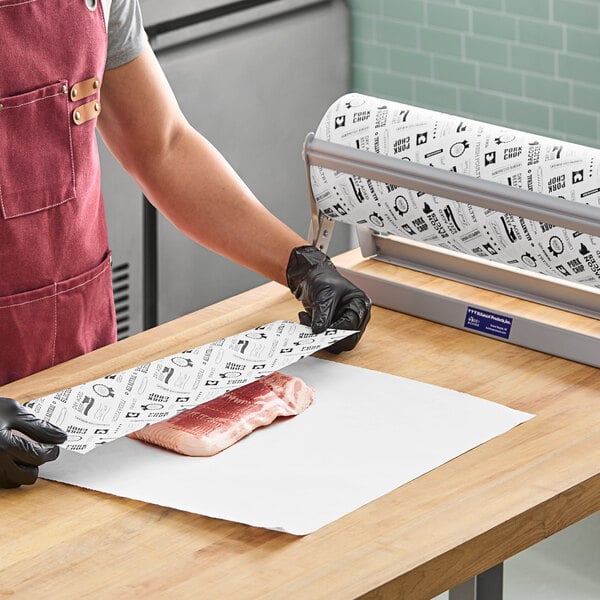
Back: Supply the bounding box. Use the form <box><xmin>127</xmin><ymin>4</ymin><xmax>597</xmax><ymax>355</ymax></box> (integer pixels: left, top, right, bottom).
<box><xmin>286</xmin><ymin>245</ymin><xmax>371</xmax><ymax>353</ymax></box>
<box><xmin>0</xmin><ymin>397</ymin><xmax>67</xmax><ymax>489</ymax></box>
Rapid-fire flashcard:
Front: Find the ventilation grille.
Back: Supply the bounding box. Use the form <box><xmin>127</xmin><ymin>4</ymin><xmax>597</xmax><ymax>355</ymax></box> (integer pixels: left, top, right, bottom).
<box><xmin>112</xmin><ymin>262</ymin><xmax>130</xmax><ymax>340</ymax></box>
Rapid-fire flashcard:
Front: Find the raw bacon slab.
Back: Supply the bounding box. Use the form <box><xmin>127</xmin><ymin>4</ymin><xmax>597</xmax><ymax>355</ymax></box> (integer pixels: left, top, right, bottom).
<box><xmin>129</xmin><ymin>373</ymin><xmax>314</xmax><ymax>456</ymax></box>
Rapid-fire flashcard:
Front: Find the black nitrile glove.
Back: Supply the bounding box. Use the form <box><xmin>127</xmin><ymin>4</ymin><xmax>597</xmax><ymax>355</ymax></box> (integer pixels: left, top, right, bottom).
<box><xmin>286</xmin><ymin>245</ymin><xmax>371</xmax><ymax>354</ymax></box>
<box><xmin>0</xmin><ymin>397</ymin><xmax>67</xmax><ymax>489</ymax></box>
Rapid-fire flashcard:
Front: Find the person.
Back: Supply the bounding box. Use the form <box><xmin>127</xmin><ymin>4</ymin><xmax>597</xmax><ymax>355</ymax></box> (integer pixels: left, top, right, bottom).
<box><xmin>0</xmin><ymin>0</ymin><xmax>370</xmax><ymax>489</ymax></box>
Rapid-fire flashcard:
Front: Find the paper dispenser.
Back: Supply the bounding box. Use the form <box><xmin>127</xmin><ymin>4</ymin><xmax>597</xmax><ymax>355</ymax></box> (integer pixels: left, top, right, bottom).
<box><xmin>303</xmin><ymin>94</ymin><xmax>600</xmax><ymax>368</ymax></box>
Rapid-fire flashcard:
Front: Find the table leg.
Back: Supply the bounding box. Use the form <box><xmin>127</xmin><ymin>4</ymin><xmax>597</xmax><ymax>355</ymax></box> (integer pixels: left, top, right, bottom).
<box><xmin>448</xmin><ymin>563</ymin><xmax>503</xmax><ymax>600</ymax></box>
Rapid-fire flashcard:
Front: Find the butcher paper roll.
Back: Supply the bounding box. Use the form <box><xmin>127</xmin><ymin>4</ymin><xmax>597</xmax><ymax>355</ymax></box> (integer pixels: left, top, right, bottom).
<box><xmin>311</xmin><ymin>93</ymin><xmax>600</xmax><ymax>289</ymax></box>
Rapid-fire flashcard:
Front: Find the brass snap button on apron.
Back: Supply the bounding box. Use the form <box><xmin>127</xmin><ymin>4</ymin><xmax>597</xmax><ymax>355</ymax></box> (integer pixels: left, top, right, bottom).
<box><xmin>85</xmin><ymin>0</ymin><xmax>97</xmax><ymax>11</ymax></box>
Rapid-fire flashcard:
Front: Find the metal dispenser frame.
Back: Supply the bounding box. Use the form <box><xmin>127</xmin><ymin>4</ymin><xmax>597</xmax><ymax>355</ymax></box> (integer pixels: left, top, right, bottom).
<box><xmin>302</xmin><ymin>133</ymin><xmax>600</xmax><ymax>368</ymax></box>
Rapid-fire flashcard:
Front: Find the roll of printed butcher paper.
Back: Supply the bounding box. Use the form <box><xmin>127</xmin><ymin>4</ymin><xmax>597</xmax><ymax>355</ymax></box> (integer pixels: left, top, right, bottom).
<box><xmin>311</xmin><ymin>93</ymin><xmax>600</xmax><ymax>289</ymax></box>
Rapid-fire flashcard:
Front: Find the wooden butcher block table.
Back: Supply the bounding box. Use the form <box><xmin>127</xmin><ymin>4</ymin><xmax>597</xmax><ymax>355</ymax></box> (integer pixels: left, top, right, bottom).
<box><xmin>1</xmin><ymin>249</ymin><xmax>599</xmax><ymax>600</ymax></box>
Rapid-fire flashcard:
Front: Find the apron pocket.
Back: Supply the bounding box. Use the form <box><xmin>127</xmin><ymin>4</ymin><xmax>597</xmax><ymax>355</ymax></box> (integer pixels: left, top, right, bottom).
<box><xmin>0</xmin><ymin>282</ymin><xmax>57</xmax><ymax>386</ymax></box>
<box><xmin>0</xmin><ymin>253</ymin><xmax>116</xmax><ymax>387</ymax></box>
<box><xmin>54</xmin><ymin>252</ymin><xmax>117</xmax><ymax>367</ymax></box>
<box><xmin>0</xmin><ymin>80</ymin><xmax>76</xmax><ymax>219</ymax></box>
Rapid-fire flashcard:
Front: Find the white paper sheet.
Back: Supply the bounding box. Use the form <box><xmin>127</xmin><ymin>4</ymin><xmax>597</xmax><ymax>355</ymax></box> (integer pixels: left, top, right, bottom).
<box><xmin>25</xmin><ymin>321</ymin><xmax>353</xmax><ymax>453</ymax></box>
<box><xmin>41</xmin><ymin>357</ymin><xmax>533</xmax><ymax>535</ymax></box>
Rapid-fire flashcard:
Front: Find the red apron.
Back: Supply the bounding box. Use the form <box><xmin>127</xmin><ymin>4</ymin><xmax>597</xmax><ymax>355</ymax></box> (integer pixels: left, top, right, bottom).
<box><xmin>0</xmin><ymin>0</ymin><xmax>116</xmax><ymax>386</ymax></box>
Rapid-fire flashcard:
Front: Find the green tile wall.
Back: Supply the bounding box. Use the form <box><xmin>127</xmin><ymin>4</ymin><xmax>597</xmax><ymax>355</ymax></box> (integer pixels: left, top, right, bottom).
<box><xmin>348</xmin><ymin>0</ymin><xmax>600</xmax><ymax>146</ymax></box>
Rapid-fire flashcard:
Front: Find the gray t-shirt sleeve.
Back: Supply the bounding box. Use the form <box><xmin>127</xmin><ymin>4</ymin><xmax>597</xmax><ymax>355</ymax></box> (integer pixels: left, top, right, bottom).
<box><xmin>105</xmin><ymin>0</ymin><xmax>148</xmax><ymax>70</ymax></box>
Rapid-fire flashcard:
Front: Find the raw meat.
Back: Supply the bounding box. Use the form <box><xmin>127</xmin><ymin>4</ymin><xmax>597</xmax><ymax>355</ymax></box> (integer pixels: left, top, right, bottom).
<box><xmin>129</xmin><ymin>372</ymin><xmax>314</xmax><ymax>456</ymax></box>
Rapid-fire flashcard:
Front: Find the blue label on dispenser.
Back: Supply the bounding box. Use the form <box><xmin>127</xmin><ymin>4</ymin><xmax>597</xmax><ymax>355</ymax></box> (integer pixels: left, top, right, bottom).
<box><xmin>463</xmin><ymin>306</ymin><xmax>513</xmax><ymax>339</ymax></box>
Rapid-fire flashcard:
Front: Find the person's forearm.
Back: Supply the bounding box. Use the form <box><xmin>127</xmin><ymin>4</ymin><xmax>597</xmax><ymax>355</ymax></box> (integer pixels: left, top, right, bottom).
<box><xmin>97</xmin><ymin>48</ymin><xmax>370</xmax><ymax>351</ymax></box>
<box><xmin>128</xmin><ymin>122</ymin><xmax>306</xmax><ymax>286</ymax></box>
<box><xmin>97</xmin><ymin>47</ymin><xmax>305</xmax><ymax>285</ymax></box>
